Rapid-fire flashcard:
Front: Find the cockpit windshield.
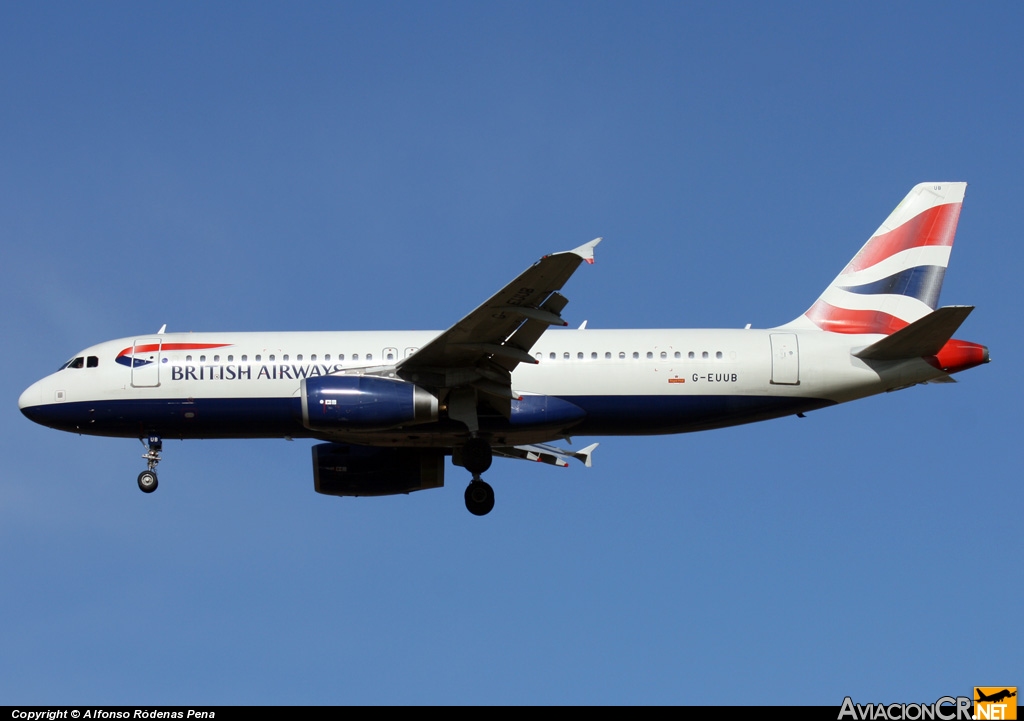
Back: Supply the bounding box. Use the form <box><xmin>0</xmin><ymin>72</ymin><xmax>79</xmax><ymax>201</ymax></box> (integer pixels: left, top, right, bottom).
<box><xmin>60</xmin><ymin>356</ymin><xmax>97</xmax><ymax>370</ymax></box>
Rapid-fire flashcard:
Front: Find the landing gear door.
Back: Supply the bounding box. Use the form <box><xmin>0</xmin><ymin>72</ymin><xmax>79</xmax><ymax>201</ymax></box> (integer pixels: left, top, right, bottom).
<box><xmin>131</xmin><ymin>338</ymin><xmax>162</xmax><ymax>388</ymax></box>
<box><xmin>770</xmin><ymin>333</ymin><xmax>800</xmax><ymax>385</ymax></box>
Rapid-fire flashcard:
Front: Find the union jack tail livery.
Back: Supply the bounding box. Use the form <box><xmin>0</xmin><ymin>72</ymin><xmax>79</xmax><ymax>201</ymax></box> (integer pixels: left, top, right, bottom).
<box><xmin>787</xmin><ymin>182</ymin><xmax>966</xmax><ymax>335</ymax></box>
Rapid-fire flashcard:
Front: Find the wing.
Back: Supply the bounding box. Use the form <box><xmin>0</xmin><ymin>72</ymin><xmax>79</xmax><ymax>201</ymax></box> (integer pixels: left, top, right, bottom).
<box><xmin>396</xmin><ymin>238</ymin><xmax>600</xmax><ymax>427</ymax></box>
<box><xmin>493</xmin><ymin>442</ymin><xmax>599</xmax><ymax>468</ymax></box>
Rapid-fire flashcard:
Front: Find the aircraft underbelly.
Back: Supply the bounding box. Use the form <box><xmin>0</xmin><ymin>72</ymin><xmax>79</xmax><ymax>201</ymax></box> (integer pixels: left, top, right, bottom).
<box><xmin>23</xmin><ymin>393</ymin><xmax>835</xmax><ymax>442</ymax></box>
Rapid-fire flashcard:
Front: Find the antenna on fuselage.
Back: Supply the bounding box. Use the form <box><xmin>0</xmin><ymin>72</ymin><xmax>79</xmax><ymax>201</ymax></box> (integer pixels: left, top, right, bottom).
<box><xmin>157</xmin><ymin>324</ymin><xmax>167</xmax><ymax>334</ymax></box>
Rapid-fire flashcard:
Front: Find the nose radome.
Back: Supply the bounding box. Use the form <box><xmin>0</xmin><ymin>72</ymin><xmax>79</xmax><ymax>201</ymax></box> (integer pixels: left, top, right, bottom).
<box><xmin>18</xmin><ymin>382</ymin><xmax>39</xmax><ymax>412</ymax></box>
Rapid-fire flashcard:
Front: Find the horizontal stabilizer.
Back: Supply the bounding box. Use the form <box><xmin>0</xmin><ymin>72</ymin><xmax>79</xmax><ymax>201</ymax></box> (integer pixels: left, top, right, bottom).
<box><xmin>854</xmin><ymin>306</ymin><xmax>974</xmax><ymax>360</ymax></box>
<box><xmin>495</xmin><ymin>442</ymin><xmax>599</xmax><ymax>468</ymax></box>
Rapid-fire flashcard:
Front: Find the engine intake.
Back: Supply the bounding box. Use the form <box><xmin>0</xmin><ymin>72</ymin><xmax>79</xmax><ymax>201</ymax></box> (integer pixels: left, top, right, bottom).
<box><xmin>301</xmin><ymin>375</ymin><xmax>438</xmax><ymax>432</ymax></box>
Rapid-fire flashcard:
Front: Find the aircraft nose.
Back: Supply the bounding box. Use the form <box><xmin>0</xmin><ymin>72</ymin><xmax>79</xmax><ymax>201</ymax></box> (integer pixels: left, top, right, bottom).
<box><xmin>18</xmin><ymin>382</ymin><xmax>39</xmax><ymax>413</ymax></box>
<box><xmin>18</xmin><ymin>377</ymin><xmax>73</xmax><ymax>430</ymax></box>
<box><xmin>18</xmin><ymin>380</ymin><xmax>50</xmax><ymax>425</ymax></box>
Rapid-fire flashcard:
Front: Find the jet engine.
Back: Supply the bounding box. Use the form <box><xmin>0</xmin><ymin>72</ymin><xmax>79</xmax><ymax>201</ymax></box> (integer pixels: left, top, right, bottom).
<box><xmin>301</xmin><ymin>375</ymin><xmax>438</xmax><ymax>432</ymax></box>
<box><xmin>312</xmin><ymin>443</ymin><xmax>444</xmax><ymax>497</ymax></box>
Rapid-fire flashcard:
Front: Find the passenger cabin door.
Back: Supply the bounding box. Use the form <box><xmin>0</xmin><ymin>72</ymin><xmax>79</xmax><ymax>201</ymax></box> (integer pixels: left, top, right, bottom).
<box><xmin>131</xmin><ymin>338</ymin><xmax>162</xmax><ymax>388</ymax></box>
<box><xmin>769</xmin><ymin>333</ymin><xmax>800</xmax><ymax>385</ymax></box>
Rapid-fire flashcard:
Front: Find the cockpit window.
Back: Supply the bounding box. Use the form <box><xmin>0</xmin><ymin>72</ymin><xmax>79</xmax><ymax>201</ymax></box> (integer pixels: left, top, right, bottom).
<box><xmin>69</xmin><ymin>357</ymin><xmax>85</xmax><ymax>369</ymax></box>
<box><xmin>87</xmin><ymin>356</ymin><xmax>99</xmax><ymax>368</ymax></box>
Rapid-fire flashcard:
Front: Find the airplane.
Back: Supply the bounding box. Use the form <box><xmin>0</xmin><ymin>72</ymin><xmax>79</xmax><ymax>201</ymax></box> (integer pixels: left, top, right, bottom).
<box><xmin>976</xmin><ymin>689</ymin><xmax>1017</xmax><ymax>704</ymax></box>
<box><xmin>18</xmin><ymin>182</ymin><xmax>989</xmax><ymax>516</ymax></box>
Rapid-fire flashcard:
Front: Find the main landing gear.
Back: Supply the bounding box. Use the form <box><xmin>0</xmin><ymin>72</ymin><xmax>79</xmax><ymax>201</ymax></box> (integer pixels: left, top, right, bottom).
<box><xmin>461</xmin><ymin>437</ymin><xmax>494</xmax><ymax>516</ymax></box>
<box><xmin>137</xmin><ymin>436</ymin><xmax>162</xmax><ymax>493</ymax></box>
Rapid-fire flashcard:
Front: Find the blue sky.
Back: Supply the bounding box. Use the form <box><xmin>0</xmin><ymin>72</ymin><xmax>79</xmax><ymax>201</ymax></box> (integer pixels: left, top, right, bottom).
<box><xmin>1</xmin><ymin>2</ymin><xmax>1019</xmax><ymax>705</ymax></box>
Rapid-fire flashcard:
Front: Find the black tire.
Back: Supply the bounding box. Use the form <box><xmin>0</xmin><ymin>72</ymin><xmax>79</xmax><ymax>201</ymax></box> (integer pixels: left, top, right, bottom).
<box><xmin>464</xmin><ymin>480</ymin><xmax>495</xmax><ymax>516</ymax></box>
<box><xmin>138</xmin><ymin>470</ymin><xmax>158</xmax><ymax>494</ymax></box>
<box><xmin>462</xmin><ymin>437</ymin><xmax>493</xmax><ymax>475</ymax></box>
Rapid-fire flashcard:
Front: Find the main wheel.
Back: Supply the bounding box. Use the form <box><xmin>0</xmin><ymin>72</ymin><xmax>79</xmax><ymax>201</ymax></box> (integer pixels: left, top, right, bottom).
<box><xmin>465</xmin><ymin>480</ymin><xmax>495</xmax><ymax>516</ymax></box>
<box><xmin>461</xmin><ymin>438</ymin><xmax>493</xmax><ymax>475</ymax></box>
<box><xmin>138</xmin><ymin>470</ymin><xmax>158</xmax><ymax>494</ymax></box>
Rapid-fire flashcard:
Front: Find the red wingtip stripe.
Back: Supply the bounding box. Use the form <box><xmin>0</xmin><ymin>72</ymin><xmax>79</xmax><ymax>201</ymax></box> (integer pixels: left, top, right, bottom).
<box><xmin>842</xmin><ymin>202</ymin><xmax>962</xmax><ymax>275</ymax></box>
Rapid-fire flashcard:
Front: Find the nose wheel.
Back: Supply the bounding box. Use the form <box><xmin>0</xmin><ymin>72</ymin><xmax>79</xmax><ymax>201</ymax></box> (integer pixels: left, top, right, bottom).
<box><xmin>138</xmin><ymin>436</ymin><xmax>162</xmax><ymax>494</ymax></box>
<box><xmin>138</xmin><ymin>470</ymin><xmax>158</xmax><ymax>493</ymax></box>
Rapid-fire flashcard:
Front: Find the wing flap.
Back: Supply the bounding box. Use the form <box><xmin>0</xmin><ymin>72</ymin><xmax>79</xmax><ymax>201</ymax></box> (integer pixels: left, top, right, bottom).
<box><xmin>494</xmin><ymin>442</ymin><xmax>599</xmax><ymax>468</ymax></box>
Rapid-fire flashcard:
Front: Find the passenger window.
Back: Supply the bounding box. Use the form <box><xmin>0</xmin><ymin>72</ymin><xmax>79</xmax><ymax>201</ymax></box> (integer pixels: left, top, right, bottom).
<box><xmin>255</xmin><ymin>355</ymin><xmax>262</xmax><ymax>361</ymax></box>
<box><xmin>323</xmin><ymin>354</ymin><xmax>329</xmax><ymax>361</ymax></box>
<box><xmin>339</xmin><ymin>354</ymin><xmax>345</xmax><ymax>361</ymax></box>
<box><xmin>563</xmin><ymin>352</ymin><xmax>570</xmax><ymax>360</ymax></box>
<box><xmin>535</xmin><ymin>352</ymin><xmax>542</xmax><ymax>359</ymax></box>
<box><xmin>352</xmin><ymin>354</ymin><xmax>358</xmax><ymax>361</ymax></box>
<box><xmin>632</xmin><ymin>352</ymin><xmax>639</xmax><ymax>359</ymax></box>
<box><xmin>227</xmin><ymin>355</ymin><xmax>234</xmax><ymax>362</ymax></box>
<box><xmin>213</xmin><ymin>355</ymin><xmax>220</xmax><ymax>362</ymax></box>
<box><xmin>296</xmin><ymin>354</ymin><xmax>303</xmax><ymax>361</ymax></box>
<box><xmin>605</xmin><ymin>352</ymin><xmax>612</xmax><ymax>359</ymax></box>
<box><xmin>674</xmin><ymin>351</ymin><xmax>681</xmax><ymax>359</ymax></box>
<box><xmin>550</xmin><ymin>352</ymin><xmax>556</xmax><ymax>360</ymax></box>
<box><xmin>87</xmin><ymin>356</ymin><xmax>99</xmax><ymax>368</ymax></box>
<box><xmin>386</xmin><ymin>352</ymin><xmax>394</xmax><ymax>361</ymax></box>
<box><xmin>269</xmin><ymin>355</ymin><xmax>275</xmax><ymax>361</ymax></box>
<box><xmin>716</xmin><ymin>351</ymin><xmax>723</xmax><ymax>359</ymax></box>
<box><xmin>366</xmin><ymin>353</ymin><xmax>372</xmax><ymax>361</ymax></box>
<box><xmin>702</xmin><ymin>351</ymin><xmax>709</xmax><ymax>359</ymax></box>
<box><xmin>578</xmin><ymin>352</ymin><xmax>584</xmax><ymax>359</ymax></box>
<box><xmin>283</xmin><ymin>354</ymin><xmax>289</xmax><ymax>361</ymax></box>
<box><xmin>200</xmin><ymin>355</ymin><xmax>207</xmax><ymax>362</ymax></box>
<box><xmin>618</xmin><ymin>352</ymin><xmax>625</xmax><ymax>359</ymax></box>
<box><xmin>591</xmin><ymin>352</ymin><xmax>597</xmax><ymax>360</ymax></box>
<box><xmin>241</xmin><ymin>355</ymin><xmax>247</xmax><ymax>362</ymax></box>
<box><xmin>311</xmin><ymin>354</ymin><xmax>317</xmax><ymax>361</ymax></box>
<box><xmin>688</xmin><ymin>352</ymin><xmax>695</xmax><ymax>359</ymax></box>
<box><xmin>646</xmin><ymin>352</ymin><xmax>653</xmax><ymax>359</ymax></box>
<box><xmin>660</xmin><ymin>351</ymin><xmax>667</xmax><ymax>359</ymax></box>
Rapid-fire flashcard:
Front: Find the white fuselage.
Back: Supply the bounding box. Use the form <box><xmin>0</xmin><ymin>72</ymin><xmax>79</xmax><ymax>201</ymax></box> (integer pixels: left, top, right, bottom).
<box><xmin>18</xmin><ymin>326</ymin><xmax>942</xmax><ymax>447</ymax></box>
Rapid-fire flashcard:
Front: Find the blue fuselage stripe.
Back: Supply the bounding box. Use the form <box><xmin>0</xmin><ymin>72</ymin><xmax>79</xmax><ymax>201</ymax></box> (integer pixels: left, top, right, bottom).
<box><xmin>21</xmin><ymin>394</ymin><xmax>835</xmax><ymax>440</ymax></box>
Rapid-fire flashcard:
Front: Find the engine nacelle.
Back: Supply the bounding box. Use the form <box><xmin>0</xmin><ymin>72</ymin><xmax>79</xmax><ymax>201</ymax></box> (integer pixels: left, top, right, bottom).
<box><xmin>312</xmin><ymin>443</ymin><xmax>444</xmax><ymax>497</ymax></box>
<box><xmin>301</xmin><ymin>375</ymin><xmax>438</xmax><ymax>432</ymax></box>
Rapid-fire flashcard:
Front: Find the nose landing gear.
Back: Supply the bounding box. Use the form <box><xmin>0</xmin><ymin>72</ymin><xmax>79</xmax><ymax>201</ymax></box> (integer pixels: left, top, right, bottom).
<box><xmin>137</xmin><ymin>436</ymin><xmax>162</xmax><ymax>494</ymax></box>
<box><xmin>461</xmin><ymin>437</ymin><xmax>495</xmax><ymax>516</ymax></box>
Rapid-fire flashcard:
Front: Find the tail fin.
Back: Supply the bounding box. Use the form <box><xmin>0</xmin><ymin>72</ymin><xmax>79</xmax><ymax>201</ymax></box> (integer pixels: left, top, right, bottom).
<box><xmin>782</xmin><ymin>182</ymin><xmax>966</xmax><ymax>335</ymax></box>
